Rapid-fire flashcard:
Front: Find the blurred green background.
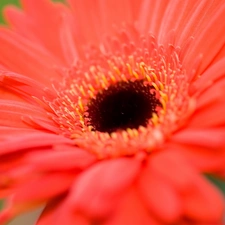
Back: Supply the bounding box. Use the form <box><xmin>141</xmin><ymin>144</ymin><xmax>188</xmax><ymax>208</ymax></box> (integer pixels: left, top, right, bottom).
<box><xmin>0</xmin><ymin>0</ymin><xmax>64</xmax><ymax>23</ymax></box>
<box><xmin>0</xmin><ymin>0</ymin><xmax>20</xmax><ymax>23</ymax></box>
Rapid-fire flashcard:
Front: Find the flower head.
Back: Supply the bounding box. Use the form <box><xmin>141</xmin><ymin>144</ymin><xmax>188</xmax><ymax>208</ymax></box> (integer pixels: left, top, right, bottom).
<box><xmin>0</xmin><ymin>0</ymin><xmax>225</xmax><ymax>224</ymax></box>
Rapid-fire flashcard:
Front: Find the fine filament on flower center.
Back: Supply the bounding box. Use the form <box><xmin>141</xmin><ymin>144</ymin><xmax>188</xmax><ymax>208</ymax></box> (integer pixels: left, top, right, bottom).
<box><xmin>49</xmin><ymin>34</ymin><xmax>192</xmax><ymax>158</ymax></box>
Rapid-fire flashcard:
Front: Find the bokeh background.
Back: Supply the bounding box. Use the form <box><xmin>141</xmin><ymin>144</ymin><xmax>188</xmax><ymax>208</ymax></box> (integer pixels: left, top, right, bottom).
<box><xmin>0</xmin><ymin>0</ymin><xmax>64</xmax><ymax>24</ymax></box>
<box><xmin>0</xmin><ymin>0</ymin><xmax>225</xmax><ymax>224</ymax></box>
<box><xmin>0</xmin><ymin>0</ymin><xmax>20</xmax><ymax>23</ymax></box>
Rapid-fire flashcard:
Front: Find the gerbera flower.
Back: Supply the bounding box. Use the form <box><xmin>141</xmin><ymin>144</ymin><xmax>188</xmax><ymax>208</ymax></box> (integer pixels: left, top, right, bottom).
<box><xmin>0</xmin><ymin>0</ymin><xmax>225</xmax><ymax>224</ymax></box>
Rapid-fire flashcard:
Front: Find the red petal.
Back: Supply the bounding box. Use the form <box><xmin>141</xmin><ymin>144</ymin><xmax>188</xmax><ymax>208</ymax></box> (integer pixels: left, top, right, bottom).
<box><xmin>25</xmin><ymin>145</ymin><xmax>96</xmax><ymax>171</ymax></box>
<box><xmin>0</xmin><ymin>126</ymin><xmax>38</xmax><ymax>140</ymax></box>
<box><xmin>138</xmin><ymin>0</ymin><xmax>168</xmax><ymax>36</ymax></box>
<box><xmin>37</xmin><ymin>197</ymin><xmax>90</xmax><ymax>225</ymax></box>
<box><xmin>181</xmin><ymin>1</ymin><xmax>225</xmax><ymax>74</ymax></box>
<box><xmin>138</xmin><ymin>158</ymin><xmax>182</xmax><ymax>223</ymax></box>
<box><xmin>12</xmin><ymin>173</ymin><xmax>74</xmax><ymax>205</ymax></box>
<box><xmin>191</xmin><ymin>57</ymin><xmax>225</xmax><ymax>95</ymax></box>
<box><xmin>68</xmin><ymin>158</ymin><xmax>141</xmax><ymax>219</ymax></box>
<box><xmin>189</xmin><ymin>74</ymin><xmax>225</xmax><ymax>128</ymax></box>
<box><xmin>0</xmin><ymin>173</ymin><xmax>75</xmax><ymax>223</ymax></box>
<box><xmin>0</xmin><ymin>99</ymin><xmax>52</xmax><ymax>129</ymax></box>
<box><xmin>150</xmin><ymin>150</ymin><xmax>197</xmax><ymax>191</ymax></box>
<box><xmin>183</xmin><ymin>176</ymin><xmax>224</xmax><ymax>222</ymax></box>
<box><xmin>104</xmin><ymin>188</ymin><xmax>161</xmax><ymax>225</ymax></box>
<box><xmin>171</xmin><ymin>128</ymin><xmax>225</xmax><ymax>149</ymax></box>
<box><xmin>0</xmin><ymin>28</ymin><xmax>62</xmax><ymax>86</ymax></box>
<box><xmin>169</xmin><ymin>143</ymin><xmax>225</xmax><ymax>172</ymax></box>
<box><xmin>0</xmin><ymin>71</ymin><xmax>56</xmax><ymax>103</ymax></box>
<box><xmin>67</xmin><ymin>0</ymin><xmax>140</xmax><ymax>45</ymax></box>
<box><xmin>188</xmin><ymin>100</ymin><xmax>225</xmax><ymax>128</ymax></box>
<box><xmin>0</xmin><ymin>132</ymin><xmax>72</xmax><ymax>155</ymax></box>
<box><xmin>5</xmin><ymin>0</ymin><xmax>70</xmax><ymax>65</ymax></box>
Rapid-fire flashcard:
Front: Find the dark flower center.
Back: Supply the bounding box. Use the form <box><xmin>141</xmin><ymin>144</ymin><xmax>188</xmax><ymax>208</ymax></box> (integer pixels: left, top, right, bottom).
<box><xmin>86</xmin><ymin>80</ymin><xmax>161</xmax><ymax>133</ymax></box>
